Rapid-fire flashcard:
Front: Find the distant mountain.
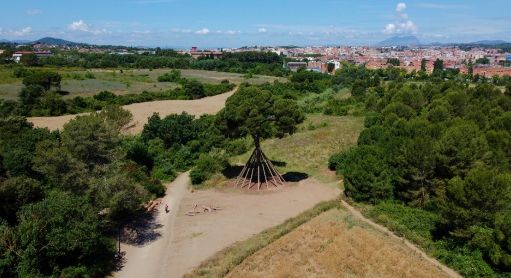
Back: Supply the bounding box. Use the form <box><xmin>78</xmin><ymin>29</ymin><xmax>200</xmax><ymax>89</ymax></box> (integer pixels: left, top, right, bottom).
<box><xmin>378</xmin><ymin>35</ymin><xmax>421</xmax><ymax>47</ymax></box>
<box><xmin>33</xmin><ymin>37</ymin><xmax>86</xmax><ymax>46</ymax></box>
<box><xmin>470</xmin><ymin>40</ymin><xmax>509</xmax><ymax>45</ymax></box>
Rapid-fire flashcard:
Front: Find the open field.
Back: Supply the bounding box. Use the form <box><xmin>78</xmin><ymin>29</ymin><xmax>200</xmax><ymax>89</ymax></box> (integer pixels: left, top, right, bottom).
<box><xmin>231</xmin><ymin>114</ymin><xmax>364</xmax><ymax>183</ymax></box>
<box><xmin>28</xmin><ymin>87</ymin><xmax>237</xmax><ymax>133</ymax></box>
<box><xmin>227</xmin><ymin>207</ymin><xmax>453</xmax><ymax>278</ymax></box>
<box><xmin>115</xmin><ymin>173</ymin><xmax>341</xmax><ymax>278</ymax></box>
<box><xmin>0</xmin><ymin>67</ymin><xmax>286</xmax><ymax>100</ymax></box>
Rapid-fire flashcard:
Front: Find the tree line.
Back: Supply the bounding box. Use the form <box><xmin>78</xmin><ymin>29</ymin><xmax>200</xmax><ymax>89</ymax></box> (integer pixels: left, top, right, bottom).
<box><xmin>329</xmin><ymin>78</ymin><xmax>511</xmax><ymax>276</ymax></box>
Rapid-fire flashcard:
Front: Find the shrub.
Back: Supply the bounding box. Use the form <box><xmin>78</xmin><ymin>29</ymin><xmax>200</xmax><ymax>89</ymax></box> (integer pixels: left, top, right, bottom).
<box><xmin>190</xmin><ymin>150</ymin><xmax>228</xmax><ymax>185</ymax></box>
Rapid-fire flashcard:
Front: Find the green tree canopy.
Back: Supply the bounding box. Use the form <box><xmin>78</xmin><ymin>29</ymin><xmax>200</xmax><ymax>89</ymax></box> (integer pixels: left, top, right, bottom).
<box><xmin>219</xmin><ymin>86</ymin><xmax>304</xmax><ymax>142</ymax></box>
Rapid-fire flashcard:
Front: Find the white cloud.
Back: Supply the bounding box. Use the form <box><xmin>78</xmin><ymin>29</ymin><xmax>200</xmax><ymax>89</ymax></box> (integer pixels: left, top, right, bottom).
<box><xmin>383</xmin><ymin>24</ymin><xmax>396</xmax><ymax>34</ymax></box>
<box><xmin>224</xmin><ymin>30</ymin><xmax>239</xmax><ymax>35</ymax></box>
<box><xmin>69</xmin><ymin>20</ymin><xmax>89</xmax><ymax>32</ymax></box>
<box><xmin>195</xmin><ymin>28</ymin><xmax>210</xmax><ymax>35</ymax></box>
<box><xmin>258</xmin><ymin>27</ymin><xmax>267</xmax><ymax>33</ymax></box>
<box><xmin>68</xmin><ymin>20</ymin><xmax>107</xmax><ymax>35</ymax></box>
<box><xmin>171</xmin><ymin>27</ymin><xmax>192</xmax><ymax>33</ymax></box>
<box><xmin>383</xmin><ymin>2</ymin><xmax>418</xmax><ymax>35</ymax></box>
<box><xmin>26</xmin><ymin>9</ymin><xmax>42</xmax><ymax>15</ymax></box>
<box><xmin>7</xmin><ymin>27</ymin><xmax>33</xmax><ymax>37</ymax></box>
<box><xmin>396</xmin><ymin>3</ymin><xmax>407</xmax><ymax>12</ymax></box>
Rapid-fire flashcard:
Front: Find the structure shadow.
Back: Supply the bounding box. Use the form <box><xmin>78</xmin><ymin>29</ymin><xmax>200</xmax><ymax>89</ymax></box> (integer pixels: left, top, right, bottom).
<box><xmin>282</xmin><ymin>171</ymin><xmax>309</xmax><ymax>182</ymax></box>
<box><xmin>222</xmin><ymin>165</ymin><xmax>244</xmax><ymax>179</ymax></box>
<box><xmin>121</xmin><ymin>211</ymin><xmax>162</xmax><ymax>247</ymax></box>
<box><xmin>271</xmin><ymin>160</ymin><xmax>287</xmax><ymax>167</ymax></box>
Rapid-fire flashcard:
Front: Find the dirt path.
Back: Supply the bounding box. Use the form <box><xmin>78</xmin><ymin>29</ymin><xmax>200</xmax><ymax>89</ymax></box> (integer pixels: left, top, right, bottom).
<box><xmin>340</xmin><ymin>200</ymin><xmax>461</xmax><ymax>278</ymax></box>
<box><xmin>114</xmin><ymin>173</ymin><xmax>340</xmax><ymax>278</ymax></box>
<box><xmin>28</xmin><ymin>88</ymin><xmax>236</xmax><ymax>134</ymax></box>
<box><xmin>115</xmin><ymin>172</ymin><xmax>190</xmax><ymax>278</ymax></box>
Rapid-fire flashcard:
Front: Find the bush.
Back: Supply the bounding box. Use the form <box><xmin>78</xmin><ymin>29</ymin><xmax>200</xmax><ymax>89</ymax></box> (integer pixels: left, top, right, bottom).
<box><xmin>157</xmin><ymin>69</ymin><xmax>181</xmax><ymax>82</ymax></box>
<box><xmin>190</xmin><ymin>150</ymin><xmax>228</xmax><ymax>185</ymax></box>
<box><xmin>94</xmin><ymin>91</ymin><xmax>117</xmax><ymax>102</ymax></box>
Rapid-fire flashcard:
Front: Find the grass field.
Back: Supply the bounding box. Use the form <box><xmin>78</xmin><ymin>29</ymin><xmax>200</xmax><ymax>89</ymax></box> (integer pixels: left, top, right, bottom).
<box><xmin>188</xmin><ymin>201</ymin><xmax>452</xmax><ymax>278</ymax></box>
<box><xmin>226</xmin><ymin>207</ymin><xmax>450</xmax><ymax>278</ymax></box>
<box><xmin>231</xmin><ymin>114</ymin><xmax>364</xmax><ymax>183</ymax></box>
<box><xmin>0</xmin><ymin>67</ymin><xmax>286</xmax><ymax>100</ymax></box>
<box><xmin>185</xmin><ymin>200</ymin><xmax>340</xmax><ymax>278</ymax></box>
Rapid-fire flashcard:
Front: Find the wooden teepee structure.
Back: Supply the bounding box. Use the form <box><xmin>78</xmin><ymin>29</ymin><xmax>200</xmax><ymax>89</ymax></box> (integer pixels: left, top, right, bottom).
<box><xmin>234</xmin><ymin>138</ymin><xmax>285</xmax><ymax>190</ymax></box>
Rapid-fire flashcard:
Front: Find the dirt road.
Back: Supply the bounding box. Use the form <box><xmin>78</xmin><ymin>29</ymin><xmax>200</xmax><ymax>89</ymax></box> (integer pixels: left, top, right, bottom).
<box><xmin>28</xmin><ymin>88</ymin><xmax>236</xmax><ymax>134</ymax></box>
<box><xmin>115</xmin><ymin>172</ymin><xmax>191</xmax><ymax>278</ymax></box>
<box><xmin>115</xmin><ymin>173</ymin><xmax>341</xmax><ymax>278</ymax></box>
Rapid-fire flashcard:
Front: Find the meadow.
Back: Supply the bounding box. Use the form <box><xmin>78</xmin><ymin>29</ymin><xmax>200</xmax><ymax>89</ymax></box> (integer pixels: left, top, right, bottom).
<box><xmin>0</xmin><ymin>67</ymin><xmax>286</xmax><ymax>100</ymax></box>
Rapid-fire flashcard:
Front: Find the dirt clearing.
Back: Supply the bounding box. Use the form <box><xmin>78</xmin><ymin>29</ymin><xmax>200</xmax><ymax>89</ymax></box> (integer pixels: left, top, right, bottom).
<box><xmin>115</xmin><ymin>173</ymin><xmax>340</xmax><ymax>278</ymax></box>
<box><xmin>228</xmin><ymin>208</ymin><xmax>453</xmax><ymax>278</ymax></box>
<box><xmin>28</xmin><ymin>89</ymin><xmax>235</xmax><ymax>133</ymax></box>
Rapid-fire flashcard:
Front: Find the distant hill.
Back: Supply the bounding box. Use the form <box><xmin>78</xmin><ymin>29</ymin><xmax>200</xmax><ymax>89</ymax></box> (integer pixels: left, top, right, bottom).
<box><xmin>33</xmin><ymin>37</ymin><xmax>86</xmax><ymax>46</ymax></box>
<box><xmin>378</xmin><ymin>35</ymin><xmax>421</xmax><ymax>47</ymax></box>
<box><xmin>470</xmin><ymin>40</ymin><xmax>509</xmax><ymax>45</ymax></box>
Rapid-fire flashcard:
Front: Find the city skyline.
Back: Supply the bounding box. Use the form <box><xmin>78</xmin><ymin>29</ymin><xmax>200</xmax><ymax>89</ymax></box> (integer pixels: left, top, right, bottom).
<box><xmin>1</xmin><ymin>0</ymin><xmax>511</xmax><ymax>47</ymax></box>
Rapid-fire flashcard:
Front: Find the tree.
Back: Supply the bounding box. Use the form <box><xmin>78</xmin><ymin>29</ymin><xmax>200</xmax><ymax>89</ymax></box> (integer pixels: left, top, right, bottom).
<box><xmin>18</xmin><ymin>85</ymin><xmax>44</xmax><ymax>107</ymax></box>
<box><xmin>16</xmin><ymin>191</ymin><xmax>115</xmax><ymax>277</ymax></box>
<box><xmin>22</xmin><ymin>71</ymin><xmax>61</xmax><ymax>91</ymax></box>
<box><xmin>335</xmin><ymin>146</ymin><xmax>394</xmax><ymax>203</ymax></box>
<box><xmin>20</xmin><ymin>53</ymin><xmax>39</xmax><ymax>66</ymax></box>
<box><xmin>420</xmin><ymin>58</ymin><xmax>427</xmax><ymax>72</ymax></box>
<box><xmin>0</xmin><ymin>176</ymin><xmax>43</xmax><ymax>224</ymax></box>
<box><xmin>183</xmin><ymin>80</ymin><xmax>205</xmax><ymax>99</ymax></box>
<box><xmin>32</xmin><ymin>140</ymin><xmax>87</xmax><ymax>193</ymax></box>
<box><xmin>327</xmin><ymin>62</ymin><xmax>335</xmax><ymax>73</ymax></box>
<box><xmin>476</xmin><ymin>57</ymin><xmax>490</xmax><ymax>65</ymax></box>
<box><xmin>387</xmin><ymin>58</ymin><xmax>400</xmax><ymax>66</ymax></box>
<box><xmin>61</xmin><ymin>114</ymin><xmax>118</xmax><ymax>167</ymax></box>
<box><xmin>219</xmin><ymin>86</ymin><xmax>304</xmax><ymax>189</ymax></box>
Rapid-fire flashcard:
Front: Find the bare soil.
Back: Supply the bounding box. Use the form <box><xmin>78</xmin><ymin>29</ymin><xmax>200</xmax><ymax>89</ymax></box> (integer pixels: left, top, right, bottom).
<box><xmin>114</xmin><ymin>173</ymin><xmax>341</xmax><ymax>278</ymax></box>
<box><xmin>28</xmin><ymin>89</ymin><xmax>235</xmax><ymax>134</ymax></box>
<box><xmin>228</xmin><ymin>208</ymin><xmax>455</xmax><ymax>278</ymax></box>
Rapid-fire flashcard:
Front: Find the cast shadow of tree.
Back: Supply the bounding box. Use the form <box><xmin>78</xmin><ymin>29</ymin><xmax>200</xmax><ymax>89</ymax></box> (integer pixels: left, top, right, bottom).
<box><xmin>121</xmin><ymin>210</ymin><xmax>163</xmax><ymax>247</ymax></box>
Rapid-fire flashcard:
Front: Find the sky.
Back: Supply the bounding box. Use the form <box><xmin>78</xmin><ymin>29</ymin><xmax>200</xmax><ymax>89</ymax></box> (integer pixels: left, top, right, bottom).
<box><xmin>0</xmin><ymin>0</ymin><xmax>510</xmax><ymax>48</ymax></box>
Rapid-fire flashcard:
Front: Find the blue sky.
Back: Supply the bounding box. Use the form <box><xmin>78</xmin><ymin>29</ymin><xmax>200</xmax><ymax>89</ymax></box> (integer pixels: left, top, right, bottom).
<box><xmin>1</xmin><ymin>0</ymin><xmax>510</xmax><ymax>48</ymax></box>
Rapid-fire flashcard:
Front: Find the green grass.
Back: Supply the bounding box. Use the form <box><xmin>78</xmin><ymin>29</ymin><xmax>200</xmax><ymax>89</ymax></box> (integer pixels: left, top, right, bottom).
<box><xmin>0</xmin><ymin>66</ymin><xmax>285</xmax><ymax>100</ymax></box>
<box><xmin>184</xmin><ymin>200</ymin><xmax>341</xmax><ymax>278</ymax></box>
<box><xmin>361</xmin><ymin>201</ymin><xmax>500</xmax><ymax>278</ymax></box>
<box><xmin>231</xmin><ymin>114</ymin><xmax>364</xmax><ymax>183</ymax></box>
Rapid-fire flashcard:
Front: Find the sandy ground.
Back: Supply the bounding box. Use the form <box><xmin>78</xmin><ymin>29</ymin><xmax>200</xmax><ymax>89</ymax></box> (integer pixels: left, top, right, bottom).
<box><xmin>115</xmin><ymin>173</ymin><xmax>341</xmax><ymax>278</ymax></box>
<box><xmin>228</xmin><ymin>208</ymin><xmax>456</xmax><ymax>278</ymax></box>
<box><xmin>27</xmin><ymin>89</ymin><xmax>235</xmax><ymax>134</ymax></box>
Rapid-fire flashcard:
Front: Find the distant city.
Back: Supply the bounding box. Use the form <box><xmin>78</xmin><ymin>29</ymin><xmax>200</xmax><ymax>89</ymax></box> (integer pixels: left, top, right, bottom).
<box><xmin>2</xmin><ymin>35</ymin><xmax>511</xmax><ymax>77</ymax></box>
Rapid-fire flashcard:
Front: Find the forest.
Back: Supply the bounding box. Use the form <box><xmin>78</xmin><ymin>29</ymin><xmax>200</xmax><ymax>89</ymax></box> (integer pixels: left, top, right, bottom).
<box><xmin>329</xmin><ymin>70</ymin><xmax>511</xmax><ymax>276</ymax></box>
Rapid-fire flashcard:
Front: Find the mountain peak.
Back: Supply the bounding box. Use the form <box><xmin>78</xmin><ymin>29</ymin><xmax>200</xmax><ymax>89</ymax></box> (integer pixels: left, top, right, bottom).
<box><xmin>378</xmin><ymin>35</ymin><xmax>421</xmax><ymax>47</ymax></box>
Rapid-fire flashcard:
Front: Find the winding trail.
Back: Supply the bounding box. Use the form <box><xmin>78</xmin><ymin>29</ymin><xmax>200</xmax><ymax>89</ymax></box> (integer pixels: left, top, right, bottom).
<box><xmin>28</xmin><ymin>88</ymin><xmax>237</xmax><ymax>134</ymax></box>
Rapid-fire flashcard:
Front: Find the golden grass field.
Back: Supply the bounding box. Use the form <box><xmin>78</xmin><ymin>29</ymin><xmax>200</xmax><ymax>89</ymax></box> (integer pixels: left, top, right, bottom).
<box><xmin>227</xmin><ymin>208</ymin><xmax>450</xmax><ymax>278</ymax></box>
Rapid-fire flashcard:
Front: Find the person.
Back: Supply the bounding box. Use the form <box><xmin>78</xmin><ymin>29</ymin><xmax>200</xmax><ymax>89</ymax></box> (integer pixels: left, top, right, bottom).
<box><xmin>165</xmin><ymin>204</ymin><xmax>169</xmax><ymax>213</ymax></box>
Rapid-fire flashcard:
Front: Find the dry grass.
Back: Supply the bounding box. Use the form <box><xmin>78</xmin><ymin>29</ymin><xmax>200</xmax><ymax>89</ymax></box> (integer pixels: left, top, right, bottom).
<box><xmin>184</xmin><ymin>200</ymin><xmax>340</xmax><ymax>278</ymax></box>
<box><xmin>231</xmin><ymin>114</ymin><xmax>364</xmax><ymax>183</ymax></box>
<box><xmin>227</xmin><ymin>208</ymin><xmax>450</xmax><ymax>278</ymax></box>
<box><xmin>0</xmin><ymin>67</ymin><xmax>285</xmax><ymax>100</ymax></box>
